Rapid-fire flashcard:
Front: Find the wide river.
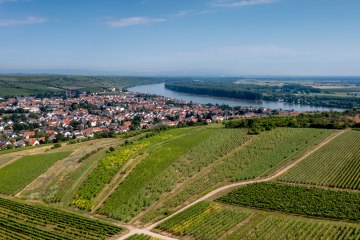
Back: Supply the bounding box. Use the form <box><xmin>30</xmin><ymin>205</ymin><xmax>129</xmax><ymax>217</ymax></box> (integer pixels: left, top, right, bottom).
<box><xmin>128</xmin><ymin>83</ymin><xmax>344</xmax><ymax>112</ymax></box>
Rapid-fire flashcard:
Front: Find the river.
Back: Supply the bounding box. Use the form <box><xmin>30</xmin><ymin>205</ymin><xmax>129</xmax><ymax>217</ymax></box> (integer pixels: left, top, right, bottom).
<box><xmin>128</xmin><ymin>83</ymin><xmax>344</xmax><ymax>112</ymax></box>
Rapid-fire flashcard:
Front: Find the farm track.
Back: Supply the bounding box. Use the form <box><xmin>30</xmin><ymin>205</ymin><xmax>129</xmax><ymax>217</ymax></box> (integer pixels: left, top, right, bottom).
<box><xmin>0</xmin><ymin>156</ymin><xmax>21</xmax><ymax>170</ymax></box>
<box><xmin>116</xmin><ymin>129</ymin><xmax>346</xmax><ymax>240</ymax></box>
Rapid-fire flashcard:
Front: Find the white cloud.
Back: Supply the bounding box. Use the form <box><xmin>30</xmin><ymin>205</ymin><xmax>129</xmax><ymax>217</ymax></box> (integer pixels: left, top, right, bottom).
<box><xmin>106</xmin><ymin>17</ymin><xmax>166</xmax><ymax>28</ymax></box>
<box><xmin>169</xmin><ymin>10</ymin><xmax>193</xmax><ymax>18</ymax></box>
<box><xmin>0</xmin><ymin>16</ymin><xmax>47</xmax><ymax>27</ymax></box>
<box><xmin>0</xmin><ymin>0</ymin><xmax>17</xmax><ymax>3</ymax></box>
<box><xmin>209</xmin><ymin>0</ymin><xmax>277</xmax><ymax>8</ymax></box>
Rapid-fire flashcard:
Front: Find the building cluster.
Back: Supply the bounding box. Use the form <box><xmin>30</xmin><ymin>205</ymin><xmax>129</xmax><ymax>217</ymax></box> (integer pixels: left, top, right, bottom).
<box><xmin>0</xmin><ymin>92</ymin><xmax>298</xmax><ymax>150</ymax></box>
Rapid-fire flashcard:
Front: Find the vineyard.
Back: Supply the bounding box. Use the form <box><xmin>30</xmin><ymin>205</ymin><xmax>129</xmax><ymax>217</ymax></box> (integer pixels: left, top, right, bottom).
<box><xmin>0</xmin><ymin>123</ymin><xmax>358</xmax><ymax>239</ymax></box>
<box><xmin>0</xmin><ymin>197</ymin><xmax>122</xmax><ymax>239</ymax></box>
<box><xmin>279</xmin><ymin>130</ymin><xmax>360</xmax><ymax>190</ymax></box>
<box><xmin>156</xmin><ymin>201</ymin><xmax>251</xmax><ymax>240</ymax></box>
<box><xmin>225</xmin><ymin>211</ymin><xmax>360</xmax><ymax>240</ymax></box>
<box><xmin>98</xmin><ymin>128</ymin><xmax>234</xmax><ymax>221</ymax></box>
<box><xmin>98</xmin><ymin>128</ymin><xmax>250</xmax><ymax>222</ymax></box>
<box><xmin>72</xmin><ymin>127</ymin><xmax>194</xmax><ymax>210</ymax></box>
<box><xmin>143</xmin><ymin>128</ymin><xmax>333</xmax><ymax>223</ymax></box>
<box><xmin>218</xmin><ymin>182</ymin><xmax>360</xmax><ymax>221</ymax></box>
<box><xmin>0</xmin><ymin>151</ymin><xmax>72</xmax><ymax>195</ymax></box>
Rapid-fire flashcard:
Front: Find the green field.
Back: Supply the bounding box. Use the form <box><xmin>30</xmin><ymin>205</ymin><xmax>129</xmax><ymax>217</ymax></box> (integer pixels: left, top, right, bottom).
<box><xmin>156</xmin><ymin>201</ymin><xmax>251</xmax><ymax>240</ymax></box>
<box><xmin>225</xmin><ymin>211</ymin><xmax>360</xmax><ymax>240</ymax></box>
<box><xmin>0</xmin><ymin>197</ymin><xmax>122</xmax><ymax>239</ymax></box>
<box><xmin>218</xmin><ymin>182</ymin><xmax>360</xmax><ymax>221</ymax></box>
<box><xmin>279</xmin><ymin>130</ymin><xmax>360</xmax><ymax>190</ymax></box>
<box><xmin>143</xmin><ymin>128</ymin><xmax>333</xmax><ymax>223</ymax></box>
<box><xmin>0</xmin><ymin>151</ymin><xmax>72</xmax><ymax>195</ymax></box>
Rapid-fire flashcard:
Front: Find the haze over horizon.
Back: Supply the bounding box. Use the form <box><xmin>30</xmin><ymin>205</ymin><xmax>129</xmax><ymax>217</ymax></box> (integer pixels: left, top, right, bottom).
<box><xmin>1</xmin><ymin>0</ymin><xmax>360</xmax><ymax>76</ymax></box>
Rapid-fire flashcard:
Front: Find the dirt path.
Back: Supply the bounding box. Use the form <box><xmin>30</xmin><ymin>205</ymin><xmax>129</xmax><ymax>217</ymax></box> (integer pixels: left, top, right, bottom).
<box><xmin>0</xmin><ymin>156</ymin><xmax>21</xmax><ymax>170</ymax></box>
<box><xmin>118</xmin><ymin>226</ymin><xmax>178</xmax><ymax>240</ymax></box>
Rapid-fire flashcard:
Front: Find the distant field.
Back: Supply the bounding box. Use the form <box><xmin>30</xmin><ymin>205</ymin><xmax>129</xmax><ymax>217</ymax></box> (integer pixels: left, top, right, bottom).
<box><xmin>0</xmin><ymin>75</ymin><xmax>161</xmax><ymax>96</ymax></box>
<box><xmin>0</xmin><ymin>197</ymin><xmax>122</xmax><ymax>239</ymax></box>
<box><xmin>143</xmin><ymin>128</ymin><xmax>333</xmax><ymax>223</ymax></box>
<box><xmin>279</xmin><ymin>130</ymin><xmax>360</xmax><ymax>190</ymax></box>
<box><xmin>225</xmin><ymin>211</ymin><xmax>360</xmax><ymax>240</ymax></box>
<box><xmin>0</xmin><ymin>151</ymin><xmax>72</xmax><ymax>194</ymax></box>
<box><xmin>218</xmin><ymin>182</ymin><xmax>360</xmax><ymax>221</ymax></box>
<box><xmin>156</xmin><ymin>201</ymin><xmax>251</xmax><ymax>240</ymax></box>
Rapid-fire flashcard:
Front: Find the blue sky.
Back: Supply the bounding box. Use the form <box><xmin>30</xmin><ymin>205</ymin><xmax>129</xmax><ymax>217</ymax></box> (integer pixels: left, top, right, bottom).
<box><xmin>0</xmin><ymin>0</ymin><xmax>360</xmax><ymax>76</ymax></box>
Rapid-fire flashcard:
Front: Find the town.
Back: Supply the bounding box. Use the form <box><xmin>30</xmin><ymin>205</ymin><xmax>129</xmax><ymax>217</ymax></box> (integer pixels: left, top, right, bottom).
<box><xmin>0</xmin><ymin>91</ymin><xmax>299</xmax><ymax>150</ymax></box>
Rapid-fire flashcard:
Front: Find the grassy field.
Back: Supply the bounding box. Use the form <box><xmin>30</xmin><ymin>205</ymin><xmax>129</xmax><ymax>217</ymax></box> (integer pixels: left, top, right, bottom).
<box><xmin>143</xmin><ymin>128</ymin><xmax>333</xmax><ymax>223</ymax></box>
<box><xmin>98</xmin><ymin>128</ymin><xmax>250</xmax><ymax>222</ymax></box>
<box><xmin>0</xmin><ymin>151</ymin><xmax>72</xmax><ymax>195</ymax></box>
<box><xmin>0</xmin><ymin>197</ymin><xmax>122</xmax><ymax>239</ymax></box>
<box><xmin>156</xmin><ymin>201</ymin><xmax>251</xmax><ymax>240</ymax></box>
<box><xmin>225</xmin><ymin>211</ymin><xmax>360</xmax><ymax>240</ymax></box>
<box><xmin>218</xmin><ymin>182</ymin><xmax>360</xmax><ymax>221</ymax></box>
<box><xmin>279</xmin><ymin>130</ymin><xmax>360</xmax><ymax>190</ymax></box>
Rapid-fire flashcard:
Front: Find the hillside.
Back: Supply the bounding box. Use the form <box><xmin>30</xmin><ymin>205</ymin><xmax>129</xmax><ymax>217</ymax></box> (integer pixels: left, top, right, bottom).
<box><xmin>0</xmin><ymin>123</ymin><xmax>359</xmax><ymax>239</ymax></box>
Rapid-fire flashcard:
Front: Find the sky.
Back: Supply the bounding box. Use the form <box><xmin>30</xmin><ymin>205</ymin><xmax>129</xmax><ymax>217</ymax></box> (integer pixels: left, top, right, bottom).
<box><xmin>0</xmin><ymin>0</ymin><xmax>360</xmax><ymax>76</ymax></box>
